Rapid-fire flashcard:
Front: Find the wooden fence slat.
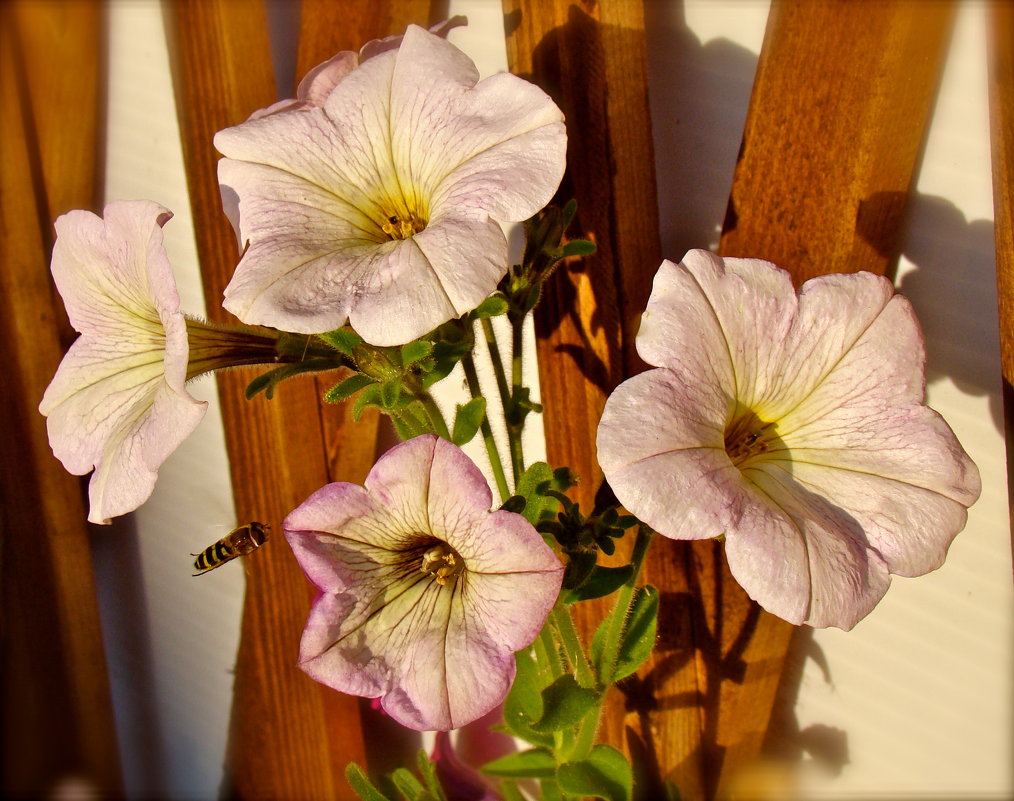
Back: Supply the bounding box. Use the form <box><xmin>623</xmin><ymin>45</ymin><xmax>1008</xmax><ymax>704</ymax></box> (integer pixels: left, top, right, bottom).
<box><xmin>0</xmin><ymin>3</ymin><xmax>121</xmax><ymax>797</ymax></box>
<box><xmin>712</xmin><ymin>1</ymin><xmax>954</xmax><ymax>797</ymax></box>
<box><xmin>989</xmin><ymin>0</ymin><xmax>1014</xmax><ymax>570</ymax></box>
<box><xmin>501</xmin><ymin>3</ymin><xmax>704</xmax><ymax>799</ymax></box>
<box><xmin>164</xmin><ymin>2</ymin><xmax>369</xmax><ymax>797</ymax></box>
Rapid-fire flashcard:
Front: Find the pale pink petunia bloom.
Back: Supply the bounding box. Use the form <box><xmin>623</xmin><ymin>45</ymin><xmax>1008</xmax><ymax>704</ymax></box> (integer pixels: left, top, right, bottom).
<box><xmin>39</xmin><ymin>201</ymin><xmax>207</xmax><ymax>525</ymax></box>
<box><xmin>248</xmin><ymin>17</ymin><xmax>467</xmax><ymax>120</ymax></box>
<box><xmin>596</xmin><ymin>251</ymin><xmax>980</xmax><ymax>630</ymax></box>
<box><xmin>284</xmin><ymin>435</ymin><xmax>563</xmax><ymax>731</ymax></box>
<box><xmin>215</xmin><ymin>24</ymin><xmax>566</xmax><ymax>346</ymax></box>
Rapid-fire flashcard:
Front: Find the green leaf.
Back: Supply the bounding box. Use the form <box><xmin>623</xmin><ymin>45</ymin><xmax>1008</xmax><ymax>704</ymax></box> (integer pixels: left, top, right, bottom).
<box><xmin>352</xmin><ymin>383</ymin><xmax>382</xmax><ymax>420</ymax></box>
<box><xmin>473</xmin><ymin>294</ymin><xmax>509</xmax><ymax>318</ymax></box>
<box><xmin>345</xmin><ymin>763</ymin><xmax>395</xmax><ymax>801</ymax></box>
<box><xmin>502</xmin><ymin>647</ymin><xmax>552</xmax><ymax>746</ymax></box>
<box><xmin>319</xmin><ymin>327</ymin><xmax>363</xmax><ymax>356</ymax></box>
<box><xmin>561</xmin><ymin>239</ymin><xmax>597</xmax><ymax>258</ymax></box>
<box><xmin>482</xmin><ymin>748</ymin><xmax>556</xmax><ymax>779</ymax></box>
<box><xmin>415</xmin><ymin>751</ymin><xmax>447</xmax><ymax>801</ymax></box>
<box><xmin>613</xmin><ymin>586</ymin><xmax>658</xmax><ymax>681</ymax></box>
<box><xmin>514</xmin><ymin>462</ymin><xmax>577</xmax><ymax>525</ymax></box>
<box><xmin>556</xmin><ymin>745</ymin><xmax>632</xmax><ymax>801</ymax></box>
<box><xmin>500</xmin><ymin>495</ymin><xmax>527</xmax><ymax>515</ymax></box>
<box><xmin>530</xmin><ymin>674</ymin><xmax>600</xmax><ymax>733</ymax></box>
<box><xmin>499</xmin><ymin>781</ymin><xmax>527</xmax><ymax>801</ymax></box>
<box><xmin>451</xmin><ymin>397</ymin><xmax>486</xmax><ymax>446</ymax></box>
<box><xmin>324</xmin><ymin>373</ymin><xmax>375</xmax><ymax>403</ymax></box>
<box><xmin>380</xmin><ymin>379</ymin><xmax>402</xmax><ymax>409</ymax></box>
<box><xmin>565</xmin><ymin>565</ymin><xmax>634</xmax><ymax>603</ymax></box>
<box><xmin>390</xmin><ymin>767</ymin><xmax>432</xmax><ymax>801</ymax></box>
<box><xmin>400</xmin><ymin>340</ymin><xmax>433</xmax><ymax>366</ymax></box>
<box><xmin>593</xmin><ymin>586</ymin><xmax>659</xmax><ymax>683</ymax></box>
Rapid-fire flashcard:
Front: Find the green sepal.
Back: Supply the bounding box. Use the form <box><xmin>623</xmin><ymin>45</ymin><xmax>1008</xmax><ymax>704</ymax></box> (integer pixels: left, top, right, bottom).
<box><xmin>499</xmin><ymin>780</ymin><xmax>527</xmax><ymax>801</ymax></box>
<box><xmin>380</xmin><ymin>379</ymin><xmax>402</xmax><ymax>409</ymax></box>
<box><xmin>324</xmin><ymin>373</ymin><xmax>375</xmax><ymax>403</ymax></box>
<box><xmin>593</xmin><ymin>585</ymin><xmax>659</xmax><ymax>683</ymax></box>
<box><xmin>500</xmin><ymin>495</ymin><xmax>527</xmax><ymax>515</ymax></box>
<box><xmin>318</xmin><ymin>327</ymin><xmax>363</xmax><ymax>356</ymax></box>
<box><xmin>530</xmin><ymin>674</ymin><xmax>600</xmax><ymax>733</ymax></box>
<box><xmin>451</xmin><ymin>397</ymin><xmax>486</xmax><ymax>446</ymax></box>
<box><xmin>352</xmin><ymin>383</ymin><xmax>382</xmax><ymax>420</ymax></box>
<box><xmin>473</xmin><ymin>294</ymin><xmax>509</xmax><ymax>318</ymax></box>
<box><xmin>400</xmin><ymin>340</ymin><xmax>433</xmax><ymax>366</ymax></box>
<box><xmin>561</xmin><ymin>239</ymin><xmax>597</xmax><ymax>258</ymax></box>
<box><xmin>565</xmin><ymin>564</ymin><xmax>634</xmax><ymax>603</ymax></box>
<box><xmin>244</xmin><ymin>357</ymin><xmax>339</xmax><ymax>400</ymax></box>
<box><xmin>482</xmin><ymin>748</ymin><xmax>556</xmax><ymax>780</ymax></box>
<box><xmin>415</xmin><ymin>750</ymin><xmax>448</xmax><ymax>801</ymax></box>
<box><xmin>514</xmin><ymin>463</ymin><xmax>577</xmax><ymax>526</ymax></box>
<box><xmin>345</xmin><ymin>763</ymin><xmax>395</xmax><ymax>801</ymax></box>
<box><xmin>562</xmin><ymin>549</ymin><xmax>597</xmax><ymax>592</ymax></box>
<box><xmin>389</xmin><ymin>767</ymin><xmax>434</xmax><ymax>801</ymax></box>
<box><xmin>556</xmin><ymin>745</ymin><xmax>632</xmax><ymax>801</ymax></box>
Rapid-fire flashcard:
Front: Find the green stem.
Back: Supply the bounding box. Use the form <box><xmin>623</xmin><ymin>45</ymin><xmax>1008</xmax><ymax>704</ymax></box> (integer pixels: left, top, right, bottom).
<box><xmin>481</xmin><ymin>317</ymin><xmax>526</xmax><ymax>485</ymax></box>
<box><xmin>417</xmin><ymin>392</ymin><xmax>450</xmax><ymax>440</ymax></box>
<box><xmin>598</xmin><ymin>525</ymin><xmax>655</xmax><ymax>687</ymax></box>
<box><xmin>549</xmin><ymin>605</ymin><xmax>595</xmax><ymax>689</ymax></box>
<box><xmin>508</xmin><ymin>313</ymin><xmax>527</xmax><ymax>480</ymax></box>
<box><xmin>461</xmin><ymin>351</ymin><xmax>511</xmax><ymax>503</ymax></box>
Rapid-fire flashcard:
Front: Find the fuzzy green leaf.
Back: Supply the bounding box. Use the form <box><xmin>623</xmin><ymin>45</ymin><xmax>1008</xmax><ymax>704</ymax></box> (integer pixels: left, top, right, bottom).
<box><xmin>345</xmin><ymin>763</ymin><xmax>394</xmax><ymax>801</ymax></box>
<box><xmin>451</xmin><ymin>397</ymin><xmax>486</xmax><ymax>446</ymax></box>
<box><xmin>473</xmin><ymin>294</ymin><xmax>509</xmax><ymax>318</ymax></box>
<box><xmin>556</xmin><ymin>745</ymin><xmax>632</xmax><ymax>801</ymax></box>
<box><xmin>530</xmin><ymin>674</ymin><xmax>600</xmax><ymax>733</ymax></box>
<box><xmin>324</xmin><ymin>373</ymin><xmax>375</xmax><ymax>403</ymax></box>
<box><xmin>593</xmin><ymin>585</ymin><xmax>659</xmax><ymax>684</ymax></box>
<box><xmin>400</xmin><ymin>340</ymin><xmax>433</xmax><ymax>366</ymax></box>
<box><xmin>318</xmin><ymin>327</ymin><xmax>363</xmax><ymax>356</ymax></box>
<box><xmin>565</xmin><ymin>565</ymin><xmax>634</xmax><ymax>603</ymax></box>
<box><xmin>561</xmin><ymin>239</ymin><xmax>597</xmax><ymax>258</ymax></box>
<box><xmin>483</xmin><ymin>748</ymin><xmax>556</xmax><ymax>780</ymax></box>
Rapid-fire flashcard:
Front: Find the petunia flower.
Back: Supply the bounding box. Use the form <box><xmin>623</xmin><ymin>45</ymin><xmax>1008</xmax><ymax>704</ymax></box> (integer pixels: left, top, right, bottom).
<box><xmin>283</xmin><ymin>435</ymin><xmax>564</xmax><ymax>730</ymax></box>
<box><xmin>248</xmin><ymin>17</ymin><xmax>467</xmax><ymax>120</ymax></box>
<box><xmin>596</xmin><ymin>250</ymin><xmax>980</xmax><ymax>630</ymax></box>
<box><xmin>39</xmin><ymin>201</ymin><xmax>208</xmax><ymax>525</ymax></box>
<box><xmin>215</xmin><ymin>24</ymin><xmax>567</xmax><ymax>346</ymax></box>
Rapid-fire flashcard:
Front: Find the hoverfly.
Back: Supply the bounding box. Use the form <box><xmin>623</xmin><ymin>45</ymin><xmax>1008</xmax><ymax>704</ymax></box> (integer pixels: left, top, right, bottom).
<box><xmin>192</xmin><ymin>522</ymin><xmax>269</xmax><ymax>576</ymax></box>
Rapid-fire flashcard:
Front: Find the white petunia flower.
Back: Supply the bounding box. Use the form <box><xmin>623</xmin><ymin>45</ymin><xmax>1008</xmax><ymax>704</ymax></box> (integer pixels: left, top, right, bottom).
<box><xmin>215</xmin><ymin>24</ymin><xmax>567</xmax><ymax>346</ymax></box>
<box><xmin>597</xmin><ymin>251</ymin><xmax>980</xmax><ymax>630</ymax></box>
<box><xmin>284</xmin><ymin>435</ymin><xmax>563</xmax><ymax>730</ymax></box>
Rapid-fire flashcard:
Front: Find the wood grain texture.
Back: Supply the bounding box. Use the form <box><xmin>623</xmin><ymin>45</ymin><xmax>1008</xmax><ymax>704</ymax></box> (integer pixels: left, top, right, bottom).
<box><xmin>989</xmin><ymin>0</ymin><xmax>1014</xmax><ymax>570</ymax></box>
<box><xmin>166</xmin><ymin>2</ymin><xmax>369</xmax><ymax>798</ymax></box>
<box><xmin>0</xmin><ymin>3</ymin><xmax>121</xmax><ymax>797</ymax></box>
<box><xmin>502</xmin><ymin>1</ymin><xmax>697</xmax><ymax>797</ymax></box>
<box><xmin>506</xmin><ymin>1</ymin><xmax>954</xmax><ymax>799</ymax></box>
<box><xmin>710</xmin><ymin>1</ymin><xmax>954</xmax><ymax>797</ymax></box>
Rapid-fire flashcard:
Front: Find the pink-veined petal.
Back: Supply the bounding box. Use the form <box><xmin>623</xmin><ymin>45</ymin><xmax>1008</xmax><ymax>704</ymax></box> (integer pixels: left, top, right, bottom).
<box><xmin>38</xmin><ymin>201</ymin><xmax>206</xmax><ymax>524</ymax></box>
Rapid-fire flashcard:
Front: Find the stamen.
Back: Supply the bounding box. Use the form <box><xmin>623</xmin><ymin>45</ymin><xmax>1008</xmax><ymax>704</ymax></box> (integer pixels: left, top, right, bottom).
<box><xmin>724</xmin><ymin>410</ymin><xmax>777</xmax><ymax>467</ymax></box>
<box><xmin>420</xmin><ymin>542</ymin><xmax>464</xmax><ymax>586</ymax></box>
<box><xmin>381</xmin><ymin>211</ymin><xmax>427</xmax><ymax>240</ymax></box>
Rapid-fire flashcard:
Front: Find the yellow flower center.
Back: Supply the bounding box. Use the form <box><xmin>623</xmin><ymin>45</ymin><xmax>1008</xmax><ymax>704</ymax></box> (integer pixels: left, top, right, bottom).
<box><xmin>419</xmin><ymin>542</ymin><xmax>463</xmax><ymax>586</ymax></box>
<box><xmin>381</xmin><ymin>211</ymin><xmax>428</xmax><ymax>240</ymax></box>
<box><xmin>724</xmin><ymin>409</ymin><xmax>779</xmax><ymax>467</ymax></box>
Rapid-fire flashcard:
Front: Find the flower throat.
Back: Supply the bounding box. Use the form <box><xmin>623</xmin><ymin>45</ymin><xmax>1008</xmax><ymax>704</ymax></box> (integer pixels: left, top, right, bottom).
<box><xmin>724</xmin><ymin>409</ymin><xmax>778</xmax><ymax>467</ymax></box>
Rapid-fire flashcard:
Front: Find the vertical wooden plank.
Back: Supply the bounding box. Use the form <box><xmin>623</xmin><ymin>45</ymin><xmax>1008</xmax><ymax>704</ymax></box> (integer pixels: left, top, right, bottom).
<box><xmin>989</xmin><ymin>0</ymin><xmax>1014</xmax><ymax>569</ymax></box>
<box><xmin>0</xmin><ymin>3</ymin><xmax>121</xmax><ymax>797</ymax></box>
<box><xmin>501</xmin><ymin>2</ymin><xmax>702</xmax><ymax>798</ymax></box>
<box><xmin>711</xmin><ymin>1</ymin><xmax>954</xmax><ymax>797</ymax></box>
<box><xmin>164</xmin><ymin>2</ymin><xmax>367</xmax><ymax>798</ymax></box>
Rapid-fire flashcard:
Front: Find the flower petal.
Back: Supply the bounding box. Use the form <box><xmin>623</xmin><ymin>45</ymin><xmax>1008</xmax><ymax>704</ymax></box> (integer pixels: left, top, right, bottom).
<box><xmin>731</xmin><ymin>462</ymin><xmax>893</xmax><ymax>630</ymax></box>
<box><xmin>284</xmin><ymin>436</ymin><xmax>562</xmax><ymax>730</ymax></box>
<box><xmin>39</xmin><ymin>201</ymin><xmax>206</xmax><ymax>524</ymax></box>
